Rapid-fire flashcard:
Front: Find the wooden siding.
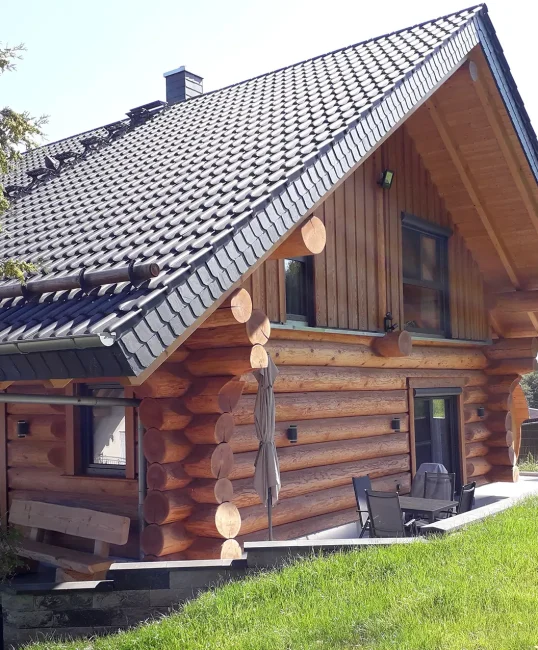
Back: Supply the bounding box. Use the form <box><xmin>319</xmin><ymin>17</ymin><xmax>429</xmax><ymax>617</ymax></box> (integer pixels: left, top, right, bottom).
<box><xmin>243</xmin><ymin>123</ymin><xmax>490</xmax><ymax>341</ymax></box>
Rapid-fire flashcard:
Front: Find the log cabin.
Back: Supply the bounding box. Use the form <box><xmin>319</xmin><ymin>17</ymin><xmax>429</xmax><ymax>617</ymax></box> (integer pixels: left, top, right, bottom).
<box><xmin>0</xmin><ymin>4</ymin><xmax>537</xmax><ymax>561</ymax></box>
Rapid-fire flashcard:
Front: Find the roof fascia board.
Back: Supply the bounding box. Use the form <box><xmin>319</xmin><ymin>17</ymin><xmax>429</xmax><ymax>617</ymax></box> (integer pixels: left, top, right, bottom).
<box><xmin>474</xmin><ymin>13</ymin><xmax>538</xmax><ymax>183</ymax></box>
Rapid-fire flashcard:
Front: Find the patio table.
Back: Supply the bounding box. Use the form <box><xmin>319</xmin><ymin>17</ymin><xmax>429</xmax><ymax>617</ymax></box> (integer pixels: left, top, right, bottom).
<box><xmin>399</xmin><ymin>496</ymin><xmax>458</xmax><ymax>524</ymax></box>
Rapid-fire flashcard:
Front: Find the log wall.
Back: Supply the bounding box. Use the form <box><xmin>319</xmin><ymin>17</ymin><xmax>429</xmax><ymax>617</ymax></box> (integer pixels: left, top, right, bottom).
<box><xmin>242</xmin><ymin>123</ymin><xmax>490</xmax><ymax>341</ymax></box>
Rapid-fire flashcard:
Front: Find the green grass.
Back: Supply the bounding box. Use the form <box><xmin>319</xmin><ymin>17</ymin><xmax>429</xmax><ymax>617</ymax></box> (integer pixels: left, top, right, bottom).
<box><xmin>519</xmin><ymin>452</ymin><xmax>538</xmax><ymax>472</ymax></box>
<box><xmin>26</xmin><ymin>497</ymin><xmax>538</xmax><ymax>650</ymax></box>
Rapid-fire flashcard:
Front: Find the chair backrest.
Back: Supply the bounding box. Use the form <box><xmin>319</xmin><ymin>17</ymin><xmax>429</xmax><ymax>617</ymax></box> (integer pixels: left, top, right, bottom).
<box><xmin>352</xmin><ymin>475</ymin><xmax>372</xmax><ymax>518</ymax></box>
<box><xmin>424</xmin><ymin>472</ymin><xmax>455</xmax><ymax>500</ymax></box>
<box><xmin>365</xmin><ymin>490</ymin><xmax>405</xmax><ymax>538</ymax></box>
<box><xmin>458</xmin><ymin>482</ymin><xmax>476</xmax><ymax>514</ymax></box>
<box><xmin>9</xmin><ymin>500</ymin><xmax>130</xmax><ymax>545</ymax></box>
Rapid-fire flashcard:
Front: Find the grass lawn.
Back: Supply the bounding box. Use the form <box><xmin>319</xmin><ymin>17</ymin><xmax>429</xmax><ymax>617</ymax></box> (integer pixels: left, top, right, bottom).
<box><xmin>26</xmin><ymin>497</ymin><xmax>538</xmax><ymax>650</ymax></box>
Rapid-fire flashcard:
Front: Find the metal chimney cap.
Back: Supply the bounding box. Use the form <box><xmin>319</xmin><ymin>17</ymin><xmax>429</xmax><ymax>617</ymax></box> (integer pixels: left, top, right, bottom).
<box><xmin>163</xmin><ymin>66</ymin><xmax>186</xmax><ymax>78</ymax></box>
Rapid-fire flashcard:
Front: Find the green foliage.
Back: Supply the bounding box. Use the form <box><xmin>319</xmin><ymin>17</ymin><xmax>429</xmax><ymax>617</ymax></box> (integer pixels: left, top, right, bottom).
<box><xmin>22</xmin><ymin>497</ymin><xmax>538</xmax><ymax>650</ymax></box>
<box><xmin>0</xmin><ymin>525</ymin><xmax>21</xmax><ymax>581</ymax></box>
<box><xmin>519</xmin><ymin>452</ymin><xmax>538</xmax><ymax>472</ymax></box>
<box><xmin>520</xmin><ymin>371</ymin><xmax>538</xmax><ymax>409</ymax></box>
<box><xmin>0</xmin><ymin>42</ymin><xmax>46</xmax><ymax>279</ymax></box>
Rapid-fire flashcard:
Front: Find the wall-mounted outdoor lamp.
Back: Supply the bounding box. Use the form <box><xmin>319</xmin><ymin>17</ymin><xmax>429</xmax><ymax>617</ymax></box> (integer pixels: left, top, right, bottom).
<box><xmin>391</xmin><ymin>417</ymin><xmax>401</xmax><ymax>432</ymax></box>
<box><xmin>17</xmin><ymin>420</ymin><xmax>29</xmax><ymax>438</ymax></box>
<box><xmin>378</xmin><ymin>169</ymin><xmax>395</xmax><ymax>190</ymax></box>
<box><xmin>477</xmin><ymin>407</ymin><xmax>485</xmax><ymax>418</ymax></box>
<box><xmin>287</xmin><ymin>424</ymin><xmax>298</xmax><ymax>443</ymax></box>
<box><xmin>383</xmin><ymin>312</ymin><xmax>398</xmax><ymax>333</ymax></box>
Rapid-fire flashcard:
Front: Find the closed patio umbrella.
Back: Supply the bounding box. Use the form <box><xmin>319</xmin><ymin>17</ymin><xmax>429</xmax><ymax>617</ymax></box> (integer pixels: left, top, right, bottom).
<box><xmin>253</xmin><ymin>355</ymin><xmax>280</xmax><ymax>540</ymax></box>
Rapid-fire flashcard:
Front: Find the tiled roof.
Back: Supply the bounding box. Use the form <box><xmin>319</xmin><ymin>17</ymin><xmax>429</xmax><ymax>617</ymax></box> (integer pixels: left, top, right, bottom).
<box><xmin>0</xmin><ymin>4</ymin><xmax>531</xmax><ymax>380</ymax></box>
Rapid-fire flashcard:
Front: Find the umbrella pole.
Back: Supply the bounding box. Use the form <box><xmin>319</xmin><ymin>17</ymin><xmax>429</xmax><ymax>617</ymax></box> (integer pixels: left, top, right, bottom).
<box><xmin>267</xmin><ymin>486</ymin><xmax>273</xmax><ymax>541</ymax></box>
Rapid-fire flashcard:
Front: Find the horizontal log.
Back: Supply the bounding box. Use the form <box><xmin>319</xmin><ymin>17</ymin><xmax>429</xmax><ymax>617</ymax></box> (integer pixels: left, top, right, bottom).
<box><xmin>145</xmin><ymin>552</ymin><xmax>187</xmax><ymax>561</ymax></box>
<box><xmin>230</xmin><ymin>414</ymin><xmax>409</xmax><ymax>453</ymax></box>
<box><xmin>146</xmin><ymin>462</ymin><xmax>192</xmax><ymax>491</ymax></box>
<box><xmin>372</xmin><ymin>331</ymin><xmax>412</xmax><ymax>357</ymax></box>
<box><xmin>488</xmin><ymin>396</ymin><xmax>510</xmax><ymax>411</ymax></box>
<box><xmin>464</xmin><ymin>405</ymin><xmax>487</xmax><ymax>424</ymax></box>
<box><xmin>143</xmin><ymin>429</ymin><xmax>193</xmax><ymax>464</ymax></box>
<box><xmin>463</xmin><ymin>388</ymin><xmax>488</xmax><ymax>405</ymax></box>
<box><xmin>7</xmin><ymin>402</ymin><xmax>64</xmax><ymax>416</ymax></box>
<box><xmin>485</xmin><ymin>337</ymin><xmax>538</xmax><ymax>360</ymax></box>
<box><xmin>486</xmin><ymin>446</ymin><xmax>515</xmax><ymax>467</ymax></box>
<box><xmin>234</xmin><ymin>390</ymin><xmax>408</xmax><ymax>425</ymax></box>
<box><xmin>185</xmin><ymin>345</ymin><xmax>268</xmax><ymax>377</ymax></box>
<box><xmin>486</xmin><ymin>412</ymin><xmax>511</xmax><ymax>434</ymax></box>
<box><xmin>7</xmin><ymin>468</ymin><xmax>137</xmax><ymax>498</ymax></box>
<box><xmin>487</xmin><ymin>430</ymin><xmax>514</xmax><ymax>448</ymax></box>
<box><xmin>466</xmin><ymin>457</ymin><xmax>492</xmax><ymax>478</ymax></box>
<box><xmin>141</xmin><ymin>522</ymin><xmax>195</xmax><ymax>556</ymax></box>
<box><xmin>167</xmin><ymin>347</ymin><xmax>190</xmax><ymax>363</ymax></box>
<box><xmin>7</xmin><ymin>441</ymin><xmax>65</xmax><ymax>469</ymax></box>
<box><xmin>7</xmin><ymin>415</ymin><xmax>65</xmax><ymax>441</ymax></box>
<box><xmin>188</xmin><ymin>478</ymin><xmax>234</xmax><ymax>504</ymax></box>
<box><xmin>485</xmin><ymin>359</ymin><xmax>537</xmax><ymax>376</ymax></box>
<box><xmin>232</xmin><ymin>454</ymin><xmax>410</xmax><ymax>508</ymax></box>
<box><xmin>464</xmin><ymin>422</ymin><xmax>492</xmax><ymax>444</ymax></box>
<box><xmin>183</xmin><ymin>377</ymin><xmax>245</xmax><ymax>415</ymax></box>
<box><xmin>184</xmin><ymin>538</ymin><xmax>242</xmax><ymax>560</ymax></box>
<box><xmin>144</xmin><ymin>490</ymin><xmax>195</xmax><ymax>525</ymax></box>
<box><xmin>8</xmin><ymin>490</ymin><xmax>138</xmax><ymax>520</ymax></box>
<box><xmin>183</xmin><ymin>443</ymin><xmax>234</xmax><ymax>479</ymax></box>
<box><xmin>184</xmin><ymin>413</ymin><xmax>235</xmax><ymax>445</ymax></box>
<box><xmin>229</xmin><ymin>433</ymin><xmax>409</xmax><ymax>480</ymax></box>
<box><xmin>269</xmin><ymin>215</ymin><xmax>326</xmax><ymax>259</ymax></box>
<box><xmin>139</xmin><ymin>398</ymin><xmax>192</xmax><ymax>430</ymax></box>
<box><xmin>488</xmin><ymin>465</ymin><xmax>519</xmax><ymax>483</ymax></box>
<box><xmin>465</xmin><ymin>442</ymin><xmax>489</xmax><ymax>459</ymax></box>
<box><xmin>186</xmin><ymin>310</ymin><xmax>270</xmax><ymax>350</ymax></box>
<box><xmin>487</xmin><ymin>376</ymin><xmax>520</xmax><ymax>395</ymax></box>
<box><xmin>200</xmin><ymin>289</ymin><xmax>252</xmax><ymax>328</ymax></box>
<box><xmin>242</xmin><ymin>366</ymin><xmax>408</xmax><ymax>394</ymax></box>
<box><xmin>184</xmin><ymin>502</ymin><xmax>242</xmax><ymax>539</ymax></box>
<box><xmin>134</xmin><ymin>364</ymin><xmax>193</xmax><ymax>398</ymax></box>
<box><xmin>473</xmin><ymin>475</ymin><xmax>489</xmax><ymax>488</ymax></box>
<box><xmin>265</xmin><ymin>340</ymin><xmax>487</xmax><ymax>370</ymax></box>
<box><xmin>494</xmin><ymin>291</ymin><xmax>538</xmax><ymax>313</ymax></box>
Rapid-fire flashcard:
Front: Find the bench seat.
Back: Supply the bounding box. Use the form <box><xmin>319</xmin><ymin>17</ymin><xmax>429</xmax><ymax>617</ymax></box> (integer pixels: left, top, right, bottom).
<box><xmin>17</xmin><ymin>539</ymin><xmax>112</xmax><ymax>575</ymax></box>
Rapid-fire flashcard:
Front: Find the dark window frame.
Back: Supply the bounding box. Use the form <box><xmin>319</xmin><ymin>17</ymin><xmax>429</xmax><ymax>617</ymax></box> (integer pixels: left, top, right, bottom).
<box><xmin>402</xmin><ymin>212</ymin><xmax>452</xmax><ymax>338</ymax></box>
<box><xmin>284</xmin><ymin>256</ymin><xmax>315</xmax><ymax>325</ymax></box>
<box><xmin>80</xmin><ymin>383</ymin><xmax>127</xmax><ymax>478</ymax></box>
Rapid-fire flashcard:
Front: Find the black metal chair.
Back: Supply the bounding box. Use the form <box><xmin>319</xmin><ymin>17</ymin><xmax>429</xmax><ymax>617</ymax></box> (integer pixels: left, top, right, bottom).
<box><xmin>352</xmin><ymin>476</ymin><xmax>372</xmax><ymax>538</ymax></box>
<box><xmin>423</xmin><ymin>472</ymin><xmax>455</xmax><ymax>501</ymax></box>
<box><xmin>365</xmin><ymin>490</ymin><xmax>416</xmax><ymax>538</ymax></box>
<box><xmin>456</xmin><ymin>481</ymin><xmax>476</xmax><ymax>514</ymax></box>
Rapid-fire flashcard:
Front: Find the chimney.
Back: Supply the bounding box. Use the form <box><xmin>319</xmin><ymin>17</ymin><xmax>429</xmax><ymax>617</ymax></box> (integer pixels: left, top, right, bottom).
<box><xmin>163</xmin><ymin>67</ymin><xmax>203</xmax><ymax>104</ymax></box>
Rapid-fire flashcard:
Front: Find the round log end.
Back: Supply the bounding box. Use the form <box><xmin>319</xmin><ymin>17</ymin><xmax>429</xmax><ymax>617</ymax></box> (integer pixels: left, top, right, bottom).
<box><xmin>227</xmin><ymin>288</ymin><xmax>253</xmax><ymax>324</ymax></box>
<box><xmin>301</xmin><ymin>215</ymin><xmax>327</xmax><ymax>255</ymax></box>
<box><xmin>250</xmin><ymin>345</ymin><xmax>269</xmax><ymax>370</ymax></box>
<box><xmin>211</xmin><ymin>442</ymin><xmax>234</xmax><ymax>479</ymax></box>
<box><xmin>246</xmin><ymin>310</ymin><xmax>271</xmax><ymax>346</ymax></box>
<box><xmin>215</xmin><ymin>502</ymin><xmax>242</xmax><ymax>538</ymax></box>
<box><xmin>373</xmin><ymin>331</ymin><xmax>412</xmax><ymax>358</ymax></box>
<box><xmin>216</xmin><ymin>412</ymin><xmax>235</xmax><ymax>443</ymax></box>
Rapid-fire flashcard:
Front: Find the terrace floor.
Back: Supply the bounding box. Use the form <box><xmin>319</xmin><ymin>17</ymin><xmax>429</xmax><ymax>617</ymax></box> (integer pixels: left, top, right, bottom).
<box><xmin>300</xmin><ymin>473</ymin><xmax>538</xmax><ymax>541</ymax></box>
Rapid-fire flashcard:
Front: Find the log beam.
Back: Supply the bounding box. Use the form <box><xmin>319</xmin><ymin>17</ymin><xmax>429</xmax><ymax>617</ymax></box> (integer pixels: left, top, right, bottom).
<box><xmin>184</xmin><ymin>502</ymin><xmax>242</xmax><ymax>539</ymax></box>
<box><xmin>184</xmin><ymin>538</ymin><xmax>242</xmax><ymax>560</ymax></box>
<box><xmin>183</xmin><ymin>377</ymin><xmax>245</xmax><ymax>415</ymax></box>
<box><xmin>186</xmin><ymin>310</ymin><xmax>271</xmax><ymax>350</ymax></box>
<box><xmin>269</xmin><ymin>215</ymin><xmax>326</xmax><ymax>259</ymax></box>
<box><xmin>199</xmin><ymin>289</ymin><xmax>252</xmax><ymax>328</ymax></box>
<box><xmin>139</xmin><ymin>398</ymin><xmax>192</xmax><ymax>431</ymax></box>
<box><xmin>134</xmin><ymin>364</ymin><xmax>193</xmax><ymax>399</ymax></box>
<box><xmin>185</xmin><ymin>345</ymin><xmax>268</xmax><ymax>377</ymax></box>
<box><xmin>141</xmin><ymin>522</ymin><xmax>194</xmax><ymax>556</ymax></box>
<box><xmin>144</xmin><ymin>490</ymin><xmax>195</xmax><ymax>525</ymax></box>
<box><xmin>146</xmin><ymin>462</ymin><xmax>192</xmax><ymax>490</ymax></box>
<box><xmin>372</xmin><ymin>331</ymin><xmax>412</xmax><ymax>357</ymax></box>
<box><xmin>188</xmin><ymin>478</ymin><xmax>234</xmax><ymax>504</ymax></box>
<box><xmin>184</xmin><ymin>413</ymin><xmax>235</xmax><ymax>445</ymax></box>
<box><xmin>183</xmin><ymin>443</ymin><xmax>234</xmax><ymax>479</ymax></box>
<box><xmin>143</xmin><ymin>429</ymin><xmax>192</xmax><ymax>464</ymax></box>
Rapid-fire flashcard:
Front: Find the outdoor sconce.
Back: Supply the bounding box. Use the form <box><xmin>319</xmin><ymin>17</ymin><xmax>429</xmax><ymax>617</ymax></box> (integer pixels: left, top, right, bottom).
<box><xmin>477</xmin><ymin>407</ymin><xmax>485</xmax><ymax>418</ymax></box>
<box><xmin>391</xmin><ymin>417</ymin><xmax>401</xmax><ymax>432</ymax></box>
<box><xmin>378</xmin><ymin>169</ymin><xmax>394</xmax><ymax>190</ymax></box>
<box><xmin>17</xmin><ymin>420</ymin><xmax>29</xmax><ymax>438</ymax></box>
<box><xmin>383</xmin><ymin>312</ymin><xmax>398</xmax><ymax>333</ymax></box>
<box><xmin>287</xmin><ymin>424</ymin><xmax>298</xmax><ymax>443</ymax></box>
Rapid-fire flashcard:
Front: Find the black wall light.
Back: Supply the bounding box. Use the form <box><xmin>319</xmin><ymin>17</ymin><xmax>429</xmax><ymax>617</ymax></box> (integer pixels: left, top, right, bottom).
<box><xmin>287</xmin><ymin>425</ymin><xmax>298</xmax><ymax>443</ymax></box>
<box><xmin>477</xmin><ymin>407</ymin><xmax>485</xmax><ymax>418</ymax></box>
<box><xmin>378</xmin><ymin>169</ymin><xmax>395</xmax><ymax>190</ymax></box>
<box><xmin>391</xmin><ymin>417</ymin><xmax>401</xmax><ymax>432</ymax></box>
<box><xmin>17</xmin><ymin>420</ymin><xmax>29</xmax><ymax>438</ymax></box>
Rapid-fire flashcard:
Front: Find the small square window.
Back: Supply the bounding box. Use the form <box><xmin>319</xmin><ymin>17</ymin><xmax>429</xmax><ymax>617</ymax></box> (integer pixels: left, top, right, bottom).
<box><xmin>285</xmin><ymin>257</ymin><xmax>313</xmax><ymax>324</ymax></box>
<box><xmin>81</xmin><ymin>385</ymin><xmax>126</xmax><ymax>476</ymax></box>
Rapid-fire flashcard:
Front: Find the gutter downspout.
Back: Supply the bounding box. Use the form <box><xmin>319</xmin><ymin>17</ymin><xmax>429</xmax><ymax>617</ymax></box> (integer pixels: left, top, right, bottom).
<box><xmin>137</xmin><ymin>417</ymin><xmax>146</xmax><ymax>560</ymax></box>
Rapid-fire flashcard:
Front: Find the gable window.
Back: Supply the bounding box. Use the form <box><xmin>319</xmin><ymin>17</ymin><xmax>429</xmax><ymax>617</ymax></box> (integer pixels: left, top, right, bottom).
<box><xmin>402</xmin><ymin>213</ymin><xmax>451</xmax><ymax>337</ymax></box>
<box><xmin>80</xmin><ymin>384</ymin><xmax>127</xmax><ymax>477</ymax></box>
<box><xmin>285</xmin><ymin>257</ymin><xmax>313</xmax><ymax>324</ymax></box>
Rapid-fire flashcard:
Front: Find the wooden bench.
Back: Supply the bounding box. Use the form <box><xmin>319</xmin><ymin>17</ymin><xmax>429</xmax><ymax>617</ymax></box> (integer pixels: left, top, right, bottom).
<box><xmin>9</xmin><ymin>500</ymin><xmax>130</xmax><ymax>582</ymax></box>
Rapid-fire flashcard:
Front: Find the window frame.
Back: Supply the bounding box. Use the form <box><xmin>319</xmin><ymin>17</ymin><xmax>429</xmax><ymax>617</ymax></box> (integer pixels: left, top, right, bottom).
<box><xmin>80</xmin><ymin>383</ymin><xmax>127</xmax><ymax>478</ymax></box>
<box><xmin>284</xmin><ymin>255</ymin><xmax>315</xmax><ymax>325</ymax></box>
<box><xmin>401</xmin><ymin>212</ymin><xmax>452</xmax><ymax>338</ymax></box>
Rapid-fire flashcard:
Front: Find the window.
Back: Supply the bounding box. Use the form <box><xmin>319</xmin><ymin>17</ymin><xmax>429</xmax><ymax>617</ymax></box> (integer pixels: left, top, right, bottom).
<box><xmin>285</xmin><ymin>257</ymin><xmax>313</xmax><ymax>324</ymax></box>
<box><xmin>402</xmin><ymin>213</ymin><xmax>451</xmax><ymax>336</ymax></box>
<box><xmin>81</xmin><ymin>384</ymin><xmax>126</xmax><ymax>476</ymax></box>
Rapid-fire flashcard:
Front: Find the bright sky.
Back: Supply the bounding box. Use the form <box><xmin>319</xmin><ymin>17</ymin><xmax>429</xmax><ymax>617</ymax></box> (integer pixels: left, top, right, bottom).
<box><xmin>2</xmin><ymin>0</ymin><xmax>537</xmax><ymax>144</ymax></box>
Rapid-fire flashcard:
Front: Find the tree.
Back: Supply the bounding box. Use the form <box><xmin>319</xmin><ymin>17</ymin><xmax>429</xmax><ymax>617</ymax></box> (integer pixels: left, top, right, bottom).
<box><xmin>520</xmin><ymin>371</ymin><xmax>538</xmax><ymax>409</ymax></box>
<box><xmin>1</xmin><ymin>42</ymin><xmax>46</xmax><ymax>280</ymax></box>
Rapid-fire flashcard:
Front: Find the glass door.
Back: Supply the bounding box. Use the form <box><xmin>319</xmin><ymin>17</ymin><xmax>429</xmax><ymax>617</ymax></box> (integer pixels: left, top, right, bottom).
<box><xmin>414</xmin><ymin>395</ymin><xmax>461</xmax><ymax>490</ymax></box>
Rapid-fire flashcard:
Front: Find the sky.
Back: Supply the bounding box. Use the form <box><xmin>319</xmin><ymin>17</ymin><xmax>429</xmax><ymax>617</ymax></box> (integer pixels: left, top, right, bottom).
<box><xmin>2</xmin><ymin>0</ymin><xmax>538</xmax><ymax>145</ymax></box>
